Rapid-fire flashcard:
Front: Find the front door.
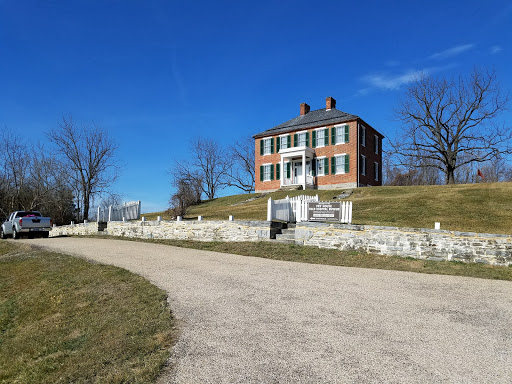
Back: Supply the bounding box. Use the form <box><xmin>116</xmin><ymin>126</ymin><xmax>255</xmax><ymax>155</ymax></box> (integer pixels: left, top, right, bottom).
<box><xmin>294</xmin><ymin>161</ymin><xmax>303</xmax><ymax>184</ymax></box>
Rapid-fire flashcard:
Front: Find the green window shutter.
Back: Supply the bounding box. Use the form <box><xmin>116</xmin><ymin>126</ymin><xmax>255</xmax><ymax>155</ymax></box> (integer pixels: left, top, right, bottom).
<box><xmin>260</xmin><ymin>140</ymin><xmax>264</xmax><ymax>155</ymax></box>
<box><xmin>260</xmin><ymin>165</ymin><xmax>264</xmax><ymax>181</ymax></box>
<box><xmin>312</xmin><ymin>159</ymin><xmax>316</xmax><ymax>176</ymax></box>
<box><xmin>312</xmin><ymin>131</ymin><xmax>316</xmax><ymax>148</ymax></box>
<box><xmin>345</xmin><ymin>125</ymin><xmax>349</xmax><ymax>143</ymax></box>
<box><xmin>324</xmin><ymin>158</ymin><xmax>329</xmax><ymax>175</ymax></box>
<box><xmin>331</xmin><ymin>127</ymin><xmax>336</xmax><ymax>145</ymax></box>
<box><xmin>324</xmin><ymin>128</ymin><xmax>329</xmax><ymax>146</ymax></box>
<box><xmin>286</xmin><ymin>162</ymin><xmax>291</xmax><ymax>178</ymax></box>
<box><xmin>287</xmin><ymin>135</ymin><xmax>291</xmax><ymax>148</ymax></box>
<box><xmin>270</xmin><ymin>164</ymin><xmax>274</xmax><ymax>180</ymax></box>
<box><xmin>306</xmin><ymin>132</ymin><xmax>310</xmax><ymax>147</ymax></box>
<box><xmin>276</xmin><ymin>137</ymin><xmax>280</xmax><ymax>153</ymax></box>
<box><xmin>294</xmin><ymin>134</ymin><xmax>298</xmax><ymax>147</ymax></box>
<box><xmin>270</xmin><ymin>138</ymin><xmax>274</xmax><ymax>154</ymax></box>
<box><xmin>345</xmin><ymin>154</ymin><xmax>350</xmax><ymax>173</ymax></box>
<box><xmin>331</xmin><ymin>157</ymin><xmax>336</xmax><ymax>174</ymax></box>
<box><xmin>276</xmin><ymin>163</ymin><xmax>280</xmax><ymax>180</ymax></box>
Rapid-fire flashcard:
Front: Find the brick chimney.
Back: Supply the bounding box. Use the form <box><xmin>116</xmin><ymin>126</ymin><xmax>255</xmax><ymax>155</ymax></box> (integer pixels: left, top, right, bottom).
<box><xmin>300</xmin><ymin>103</ymin><xmax>310</xmax><ymax>115</ymax></box>
<box><xmin>326</xmin><ymin>96</ymin><xmax>336</xmax><ymax>110</ymax></box>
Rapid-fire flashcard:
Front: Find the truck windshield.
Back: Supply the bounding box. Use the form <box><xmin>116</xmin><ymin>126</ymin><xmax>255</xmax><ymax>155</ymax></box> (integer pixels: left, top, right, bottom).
<box><xmin>15</xmin><ymin>211</ymin><xmax>41</xmax><ymax>217</ymax></box>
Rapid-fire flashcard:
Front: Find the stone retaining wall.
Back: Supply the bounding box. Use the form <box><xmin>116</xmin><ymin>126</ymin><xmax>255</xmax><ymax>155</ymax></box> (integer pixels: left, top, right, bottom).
<box><xmin>50</xmin><ymin>220</ymin><xmax>511</xmax><ymax>266</ymax></box>
<box><xmin>295</xmin><ymin>222</ymin><xmax>512</xmax><ymax>266</ymax></box>
<box><xmin>50</xmin><ymin>220</ymin><xmax>277</xmax><ymax>242</ymax></box>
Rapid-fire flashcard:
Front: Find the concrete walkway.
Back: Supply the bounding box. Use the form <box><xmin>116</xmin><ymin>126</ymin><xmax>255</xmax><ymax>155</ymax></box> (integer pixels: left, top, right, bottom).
<box><xmin>19</xmin><ymin>237</ymin><xmax>512</xmax><ymax>383</ymax></box>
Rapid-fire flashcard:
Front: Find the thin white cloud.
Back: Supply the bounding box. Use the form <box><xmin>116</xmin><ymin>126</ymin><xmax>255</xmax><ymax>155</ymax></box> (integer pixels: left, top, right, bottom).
<box><xmin>429</xmin><ymin>44</ymin><xmax>475</xmax><ymax>60</ymax></box>
<box><xmin>361</xmin><ymin>69</ymin><xmax>426</xmax><ymax>91</ymax></box>
<box><xmin>490</xmin><ymin>45</ymin><xmax>503</xmax><ymax>54</ymax></box>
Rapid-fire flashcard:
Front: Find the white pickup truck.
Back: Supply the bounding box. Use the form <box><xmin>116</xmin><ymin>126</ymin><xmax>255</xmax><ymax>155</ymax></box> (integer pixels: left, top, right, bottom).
<box><xmin>1</xmin><ymin>211</ymin><xmax>53</xmax><ymax>239</ymax></box>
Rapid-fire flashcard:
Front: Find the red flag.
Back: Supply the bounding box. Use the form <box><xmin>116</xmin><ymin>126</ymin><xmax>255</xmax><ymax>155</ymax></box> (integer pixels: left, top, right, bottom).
<box><xmin>477</xmin><ymin>169</ymin><xmax>484</xmax><ymax>179</ymax></box>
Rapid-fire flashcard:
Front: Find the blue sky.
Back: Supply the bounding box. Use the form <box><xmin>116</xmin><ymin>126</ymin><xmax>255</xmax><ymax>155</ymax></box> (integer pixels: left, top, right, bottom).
<box><xmin>1</xmin><ymin>0</ymin><xmax>511</xmax><ymax>212</ymax></box>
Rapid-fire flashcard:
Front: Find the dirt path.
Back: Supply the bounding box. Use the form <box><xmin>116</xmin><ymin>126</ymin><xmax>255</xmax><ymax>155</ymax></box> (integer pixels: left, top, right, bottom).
<box><xmin>19</xmin><ymin>237</ymin><xmax>512</xmax><ymax>383</ymax></box>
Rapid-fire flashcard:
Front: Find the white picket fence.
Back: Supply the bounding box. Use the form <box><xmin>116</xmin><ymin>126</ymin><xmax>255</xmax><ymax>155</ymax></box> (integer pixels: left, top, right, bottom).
<box><xmin>267</xmin><ymin>195</ymin><xmax>352</xmax><ymax>223</ymax></box>
<box><xmin>97</xmin><ymin>200</ymin><xmax>141</xmax><ymax>222</ymax></box>
<box><xmin>267</xmin><ymin>195</ymin><xmax>319</xmax><ymax>223</ymax></box>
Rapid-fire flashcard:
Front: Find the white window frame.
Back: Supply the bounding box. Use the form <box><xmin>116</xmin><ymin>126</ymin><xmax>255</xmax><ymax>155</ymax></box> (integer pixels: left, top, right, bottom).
<box><xmin>297</xmin><ymin>131</ymin><xmax>307</xmax><ymax>147</ymax></box>
<box><xmin>263</xmin><ymin>138</ymin><xmax>272</xmax><ymax>155</ymax></box>
<box><xmin>262</xmin><ymin>163</ymin><xmax>272</xmax><ymax>181</ymax></box>
<box><xmin>334</xmin><ymin>153</ymin><xmax>347</xmax><ymax>175</ymax></box>
<box><xmin>334</xmin><ymin>124</ymin><xmax>348</xmax><ymax>145</ymax></box>
<box><xmin>360</xmin><ymin>124</ymin><xmax>366</xmax><ymax>147</ymax></box>
<box><xmin>316</xmin><ymin>156</ymin><xmax>326</xmax><ymax>176</ymax></box>
<box><xmin>315</xmin><ymin>128</ymin><xmax>325</xmax><ymax>148</ymax></box>
<box><xmin>279</xmin><ymin>135</ymin><xmax>288</xmax><ymax>151</ymax></box>
<box><xmin>374</xmin><ymin>162</ymin><xmax>379</xmax><ymax>181</ymax></box>
<box><xmin>374</xmin><ymin>134</ymin><xmax>379</xmax><ymax>155</ymax></box>
<box><xmin>361</xmin><ymin>155</ymin><xmax>367</xmax><ymax>176</ymax></box>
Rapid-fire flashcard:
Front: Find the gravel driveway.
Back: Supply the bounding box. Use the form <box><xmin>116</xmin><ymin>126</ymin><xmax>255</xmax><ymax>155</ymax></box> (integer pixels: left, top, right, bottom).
<box><xmin>19</xmin><ymin>237</ymin><xmax>512</xmax><ymax>383</ymax></box>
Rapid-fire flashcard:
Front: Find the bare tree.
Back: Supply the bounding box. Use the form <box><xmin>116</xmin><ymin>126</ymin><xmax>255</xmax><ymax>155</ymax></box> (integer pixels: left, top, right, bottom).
<box><xmin>47</xmin><ymin>115</ymin><xmax>119</xmax><ymax>221</ymax></box>
<box><xmin>172</xmin><ymin>137</ymin><xmax>230</xmax><ymax>200</ymax></box>
<box><xmin>168</xmin><ymin>176</ymin><xmax>201</xmax><ymax>217</ymax></box>
<box><xmin>227</xmin><ymin>137</ymin><xmax>255</xmax><ymax>193</ymax></box>
<box><xmin>392</xmin><ymin>68</ymin><xmax>510</xmax><ymax>184</ymax></box>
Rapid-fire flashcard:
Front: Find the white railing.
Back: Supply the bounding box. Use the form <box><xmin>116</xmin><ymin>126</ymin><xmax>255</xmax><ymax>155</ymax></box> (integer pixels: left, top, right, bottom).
<box><xmin>281</xmin><ymin>176</ymin><xmax>314</xmax><ymax>187</ymax></box>
<box><xmin>340</xmin><ymin>201</ymin><xmax>353</xmax><ymax>224</ymax></box>
<box><xmin>97</xmin><ymin>200</ymin><xmax>141</xmax><ymax>222</ymax></box>
<box><xmin>267</xmin><ymin>195</ymin><xmax>319</xmax><ymax>222</ymax></box>
<box><xmin>267</xmin><ymin>195</ymin><xmax>353</xmax><ymax>223</ymax></box>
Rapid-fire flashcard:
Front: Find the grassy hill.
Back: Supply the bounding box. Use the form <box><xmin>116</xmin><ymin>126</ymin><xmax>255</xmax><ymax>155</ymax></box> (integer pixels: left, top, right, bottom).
<box><xmin>144</xmin><ymin>182</ymin><xmax>512</xmax><ymax>235</ymax></box>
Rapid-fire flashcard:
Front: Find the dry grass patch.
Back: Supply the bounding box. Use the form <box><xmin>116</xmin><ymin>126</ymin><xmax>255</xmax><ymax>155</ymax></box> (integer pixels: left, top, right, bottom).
<box><xmin>0</xmin><ymin>242</ymin><xmax>177</xmax><ymax>384</ymax></box>
<box><xmin>144</xmin><ymin>182</ymin><xmax>512</xmax><ymax>234</ymax></box>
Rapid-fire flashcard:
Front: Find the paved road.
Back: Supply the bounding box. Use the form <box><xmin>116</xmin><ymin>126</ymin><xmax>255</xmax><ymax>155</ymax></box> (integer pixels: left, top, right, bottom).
<box><xmin>19</xmin><ymin>237</ymin><xmax>512</xmax><ymax>383</ymax></box>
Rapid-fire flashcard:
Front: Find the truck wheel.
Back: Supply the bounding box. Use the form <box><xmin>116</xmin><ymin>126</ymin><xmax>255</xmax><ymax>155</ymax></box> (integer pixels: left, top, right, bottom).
<box><xmin>43</xmin><ymin>232</ymin><xmax>49</xmax><ymax>238</ymax></box>
<box><xmin>0</xmin><ymin>228</ymin><xmax>6</xmax><ymax>240</ymax></box>
<box><xmin>12</xmin><ymin>228</ymin><xmax>19</xmax><ymax>240</ymax></box>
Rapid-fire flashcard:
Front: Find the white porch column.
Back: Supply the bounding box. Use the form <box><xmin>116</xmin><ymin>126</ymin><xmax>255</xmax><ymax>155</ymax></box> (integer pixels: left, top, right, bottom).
<box><xmin>302</xmin><ymin>152</ymin><xmax>306</xmax><ymax>190</ymax></box>
<box><xmin>280</xmin><ymin>156</ymin><xmax>284</xmax><ymax>187</ymax></box>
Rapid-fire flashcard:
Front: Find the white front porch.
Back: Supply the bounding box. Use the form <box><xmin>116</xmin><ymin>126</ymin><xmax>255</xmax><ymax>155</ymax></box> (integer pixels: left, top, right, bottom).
<box><xmin>279</xmin><ymin>146</ymin><xmax>315</xmax><ymax>190</ymax></box>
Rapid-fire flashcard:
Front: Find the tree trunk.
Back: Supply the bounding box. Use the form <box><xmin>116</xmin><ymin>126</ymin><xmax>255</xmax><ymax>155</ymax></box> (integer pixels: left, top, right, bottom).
<box><xmin>446</xmin><ymin>166</ymin><xmax>455</xmax><ymax>184</ymax></box>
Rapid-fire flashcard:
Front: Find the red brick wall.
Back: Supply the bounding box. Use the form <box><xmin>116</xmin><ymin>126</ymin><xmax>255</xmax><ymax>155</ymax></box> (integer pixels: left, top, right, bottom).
<box><xmin>254</xmin><ymin>119</ymin><xmax>383</xmax><ymax>192</ymax></box>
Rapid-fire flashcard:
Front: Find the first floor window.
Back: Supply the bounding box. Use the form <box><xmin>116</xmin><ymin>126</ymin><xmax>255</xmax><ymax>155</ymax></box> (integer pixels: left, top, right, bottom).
<box><xmin>361</xmin><ymin>155</ymin><xmax>367</xmax><ymax>176</ymax></box>
<box><xmin>317</xmin><ymin>158</ymin><xmax>325</xmax><ymax>176</ymax></box>
<box><xmin>331</xmin><ymin>154</ymin><xmax>350</xmax><ymax>174</ymax></box>
<box><xmin>260</xmin><ymin>164</ymin><xmax>274</xmax><ymax>181</ymax></box>
<box><xmin>374</xmin><ymin>162</ymin><xmax>379</xmax><ymax>181</ymax></box>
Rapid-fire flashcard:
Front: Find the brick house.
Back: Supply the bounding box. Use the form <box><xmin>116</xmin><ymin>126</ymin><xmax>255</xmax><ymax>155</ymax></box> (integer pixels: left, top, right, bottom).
<box><xmin>254</xmin><ymin>97</ymin><xmax>384</xmax><ymax>192</ymax></box>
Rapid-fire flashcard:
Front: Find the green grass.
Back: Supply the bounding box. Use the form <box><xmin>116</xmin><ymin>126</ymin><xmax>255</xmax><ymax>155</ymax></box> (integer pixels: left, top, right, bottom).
<box><xmin>0</xmin><ymin>243</ymin><xmax>177</xmax><ymax>384</ymax></box>
<box><xmin>144</xmin><ymin>182</ymin><xmax>512</xmax><ymax>234</ymax></box>
<box><xmin>89</xmin><ymin>236</ymin><xmax>512</xmax><ymax>281</ymax></box>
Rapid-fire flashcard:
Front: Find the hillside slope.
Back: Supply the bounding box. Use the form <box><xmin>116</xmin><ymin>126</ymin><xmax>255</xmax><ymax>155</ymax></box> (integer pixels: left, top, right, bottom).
<box><xmin>147</xmin><ymin>183</ymin><xmax>512</xmax><ymax>235</ymax></box>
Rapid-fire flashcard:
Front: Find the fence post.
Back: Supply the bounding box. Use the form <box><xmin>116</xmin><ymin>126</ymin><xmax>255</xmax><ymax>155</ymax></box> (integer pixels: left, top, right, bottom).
<box><xmin>267</xmin><ymin>198</ymin><xmax>273</xmax><ymax>221</ymax></box>
<box><xmin>348</xmin><ymin>202</ymin><xmax>352</xmax><ymax>224</ymax></box>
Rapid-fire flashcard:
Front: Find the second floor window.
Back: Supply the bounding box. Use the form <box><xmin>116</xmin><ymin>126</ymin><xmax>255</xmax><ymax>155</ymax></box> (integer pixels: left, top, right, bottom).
<box><xmin>263</xmin><ymin>138</ymin><xmax>272</xmax><ymax>155</ymax></box>
<box><xmin>297</xmin><ymin>132</ymin><xmax>306</xmax><ymax>147</ymax></box>
<box><xmin>333</xmin><ymin>125</ymin><xmax>349</xmax><ymax>145</ymax></box>
<box><xmin>280</xmin><ymin>136</ymin><xmax>289</xmax><ymax>150</ymax></box>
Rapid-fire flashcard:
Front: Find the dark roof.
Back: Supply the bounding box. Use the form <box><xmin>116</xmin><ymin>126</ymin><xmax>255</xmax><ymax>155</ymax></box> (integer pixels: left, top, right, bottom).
<box><xmin>253</xmin><ymin>108</ymin><xmax>360</xmax><ymax>138</ymax></box>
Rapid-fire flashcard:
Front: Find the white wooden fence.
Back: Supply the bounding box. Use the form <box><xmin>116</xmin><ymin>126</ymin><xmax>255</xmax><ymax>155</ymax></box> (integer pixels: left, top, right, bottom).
<box><xmin>267</xmin><ymin>195</ymin><xmax>319</xmax><ymax>222</ymax></box>
<box><xmin>97</xmin><ymin>200</ymin><xmax>141</xmax><ymax>222</ymax></box>
<box><xmin>267</xmin><ymin>195</ymin><xmax>352</xmax><ymax>223</ymax></box>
